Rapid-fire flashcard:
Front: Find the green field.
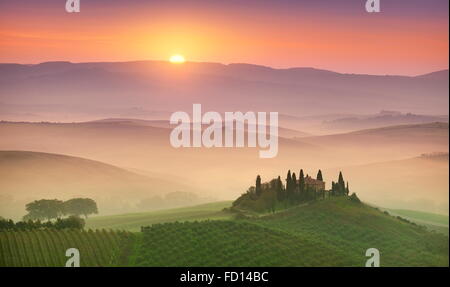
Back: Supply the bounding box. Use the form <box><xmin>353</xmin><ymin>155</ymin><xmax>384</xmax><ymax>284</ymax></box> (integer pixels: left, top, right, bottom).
<box><xmin>129</xmin><ymin>197</ymin><xmax>448</xmax><ymax>267</ymax></box>
<box><xmin>380</xmin><ymin>208</ymin><xmax>449</xmax><ymax>235</ymax></box>
<box><xmin>0</xmin><ymin>229</ymin><xmax>132</xmax><ymax>267</ymax></box>
<box><xmin>1</xmin><ymin>198</ymin><xmax>448</xmax><ymax>267</ymax></box>
<box><xmin>384</xmin><ymin>208</ymin><xmax>449</xmax><ymax>225</ymax></box>
<box><xmin>86</xmin><ymin>201</ymin><xmax>233</xmax><ymax>232</ymax></box>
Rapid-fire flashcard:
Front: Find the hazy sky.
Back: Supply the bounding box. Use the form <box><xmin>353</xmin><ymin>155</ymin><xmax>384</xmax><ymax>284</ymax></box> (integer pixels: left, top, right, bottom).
<box><xmin>0</xmin><ymin>0</ymin><xmax>448</xmax><ymax>75</ymax></box>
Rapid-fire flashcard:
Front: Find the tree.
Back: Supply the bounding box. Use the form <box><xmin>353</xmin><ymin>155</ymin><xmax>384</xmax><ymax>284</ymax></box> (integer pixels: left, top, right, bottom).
<box><xmin>316</xmin><ymin>170</ymin><xmax>323</xmax><ymax>181</ymax></box>
<box><xmin>338</xmin><ymin>171</ymin><xmax>345</xmax><ymax>195</ymax></box>
<box><xmin>291</xmin><ymin>172</ymin><xmax>297</xmax><ymax>200</ymax></box>
<box><xmin>299</xmin><ymin>169</ymin><xmax>305</xmax><ymax>199</ymax></box>
<box><xmin>255</xmin><ymin>175</ymin><xmax>262</xmax><ymax>197</ymax></box>
<box><xmin>346</xmin><ymin>182</ymin><xmax>350</xmax><ymax>195</ymax></box>
<box><xmin>286</xmin><ymin>170</ymin><xmax>292</xmax><ymax>195</ymax></box>
<box><xmin>276</xmin><ymin>176</ymin><xmax>284</xmax><ymax>201</ymax></box>
<box><xmin>260</xmin><ymin>190</ymin><xmax>277</xmax><ymax>214</ymax></box>
<box><xmin>24</xmin><ymin>199</ymin><xmax>64</xmax><ymax>221</ymax></box>
<box><xmin>64</xmin><ymin>198</ymin><xmax>98</xmax><ymax>218</ymax></box>
<box><xmin>55</xmin><ymin>216</ymin><xmax>85</xmax><ymax>229</ymax></box>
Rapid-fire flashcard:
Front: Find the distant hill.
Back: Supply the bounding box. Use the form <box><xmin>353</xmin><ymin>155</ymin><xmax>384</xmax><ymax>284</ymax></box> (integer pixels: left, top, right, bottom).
<box><xmin>0</xmin><ymin>121</ymin><xmax>447</xmax><ymax>211</ymax></box>
<box><xmin>0</xmin><ymin>61</ymin><xmax>447</xmax><ymax>122</ymax></box>
<box><xmin>322</xmin><ymin>111</ymin><xmax>448</xmax><ymax>132</ymax></box>
<box><xmin>324</xmin><ymin>152</ymin><xmax>449</xmax><ymax>215</ymax></box>
<box><xmin>298</xmin><ymin>122</ymin><xmax>448</xmax><ymax>150</ymax></box>
<box><xmin>88</xmin><ymin>118</ymin><xmax>312</xmax><ymax>138</ymax></box>
<box><xmin>129</xmin><ymin>197</ymin><xmax>448</xmax><ymax>267</ymax></box>
<box><xmin>0</xmin><ymin>151</ymin><xmax>198</xmax><ymax>219</ymax></box>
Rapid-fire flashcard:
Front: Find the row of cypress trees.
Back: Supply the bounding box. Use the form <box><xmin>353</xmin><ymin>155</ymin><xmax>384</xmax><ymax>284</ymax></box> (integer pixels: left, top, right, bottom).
<box><xmin>254</xmin><ymin>169</ymin><xmax>349</xmax><ymax>204</ymax></box>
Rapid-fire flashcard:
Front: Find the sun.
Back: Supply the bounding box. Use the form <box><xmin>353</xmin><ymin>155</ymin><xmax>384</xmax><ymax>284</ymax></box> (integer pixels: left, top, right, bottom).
<box><xmin>169</xmin><ymin>54</ymin><xmax>186</xmax><ymax>64</ymax></box>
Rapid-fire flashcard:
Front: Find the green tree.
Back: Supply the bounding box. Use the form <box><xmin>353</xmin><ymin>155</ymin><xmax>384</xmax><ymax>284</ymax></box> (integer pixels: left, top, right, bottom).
<box><xmin>338</xmin><ymin>171</ymin><xmax>345</xmax><ymax>195</ymax></box>
<box><xmin>286</xmin><ymin>170</ymin><xmax>292</xmax><ymax>195</ymax></box>
<box><xmin>276</xmin><ymin>176</ymin><xmax>284</xmax><ymax>201</ymax></box>
<box><xmin>317</xmin><ymin>170</ymin><xmax>323</xmax><ymax>181</ymax></box>
<box><xmin>255</xmin><ymin>175</ymin><xmax>262</xmax><ymax>197</ymax></box>
<box><xmin>260</xmin><ymin>190</ymin><xmax>277</xmax><ymax>214</ymax></box>
<box><xmin>24</xmin><ymin>199</ymin><xmax>64</xmax><ymax>221</ymax></box>
<box><xmin>291</xmin><ymin>172</ymin><xmax>297</xmax><ymax>200</ymax></box>
<box><xmin>64</xmin><ymin>198</ymin><xmax>98</xmax><ymax>218</ymax></box>
<box><xmin>299</xmin><ymin>169</ymin><xmax>305</xmax><ymax>200</ymax></box>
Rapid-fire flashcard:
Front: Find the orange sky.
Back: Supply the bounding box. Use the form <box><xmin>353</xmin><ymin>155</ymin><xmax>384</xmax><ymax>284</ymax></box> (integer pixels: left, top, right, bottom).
<box><xmin>0</xmin><ymin>0</ymin><xmax>448</xmax><ymax>75</ymax></box>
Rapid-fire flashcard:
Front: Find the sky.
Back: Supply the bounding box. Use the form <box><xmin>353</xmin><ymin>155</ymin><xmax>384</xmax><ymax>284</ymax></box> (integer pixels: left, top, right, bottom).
<box><xmin>0</xmin><ymin>0</ymin><xmax>448</xmax><ymax>75</ymax></box>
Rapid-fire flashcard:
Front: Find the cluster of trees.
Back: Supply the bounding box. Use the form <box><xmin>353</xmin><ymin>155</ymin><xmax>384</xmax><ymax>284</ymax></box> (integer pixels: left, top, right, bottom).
<box><xmin>23</xmin><ymin>198</ymin><xmax>98</xmax><ymax>221</ymax></box>
<box><xmin>0</xmin><ymin>216</ymin><xmax>85</xmax><ymax>231</ymax></box>
<box><xmin>232</xmin><ymin>169</ymin><xmax>352</xmax><ymax>213</ymax></box>
<box><xmin>280</xmin><ymin>169</ymin><xmax>326</xmax><ymax>202</ymax></box>
<box><xmin>331</xmin><ymin>172</ymin><xmax>349</xmax><ymax>196</ymax></box>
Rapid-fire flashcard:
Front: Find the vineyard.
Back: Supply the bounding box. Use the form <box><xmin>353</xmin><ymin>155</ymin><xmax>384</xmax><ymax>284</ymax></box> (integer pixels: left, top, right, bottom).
<box><xmin>0</xmin><ymin>198</ymin><xmax>448</xmax><ymax>267</ymax></box>
<box><xmin>129</xmin><ymin>197</ymin><xmax>449</xmax><ymax>267</ymax></box>
<box><xmin>130</xmin><ymin>220</ymin><xmax>347</xmax><ymax>266</ymax></box>
<box><xmin>0</xmin><ymin>229</ymin><xmax>133</xmax><ymax>267</ymax></box>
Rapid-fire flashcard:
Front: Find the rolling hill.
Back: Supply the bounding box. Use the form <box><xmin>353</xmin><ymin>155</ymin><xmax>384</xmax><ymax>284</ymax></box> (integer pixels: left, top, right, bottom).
<box><xmin>0</xmin><ymin>229</ymin><xmax>132</xmax><ymax>267</ymax></box>
<box><xmin>129</xmin><ymin>197</ymin><xmax>448</xmax><ymax>267</ymax></box>
<box><xmin>324</xmin><ymin>152</ymin><xmax>449</xmax><ymax>214</ymax></box>
<box><xmin>2</xmin><ymin>197</ymin><xmax>448</xmax><ymax>266</ymax></box>
<box><xmin>0</xmin><ymin>151</ymin><xmax>198</xmax><ymax>219</ymax></box>
<box><xmin>321</xmin><ymin>111</ymin><xmax>448</xmax><ymax>132</ymax></box>
<box><xmin>0</xmin><ymin>61</ymin><xmax>448</xmax><ymax>122</ymax></box>
<box><xmin>0</xmin><ymin>121</ymin><xmax>447</xmax><ymax>214</ymax></box>
<box><xmin>86</xmin><ymin>201</ymin><xmax>233</xmax><ymax>232</ymax></box>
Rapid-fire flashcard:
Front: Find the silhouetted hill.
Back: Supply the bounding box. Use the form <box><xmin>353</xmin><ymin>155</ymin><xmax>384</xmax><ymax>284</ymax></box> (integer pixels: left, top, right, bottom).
<box><xmin>0</xmin><ymin>61</ymin><xmax>447</xmax><ymax>121</ymax></box>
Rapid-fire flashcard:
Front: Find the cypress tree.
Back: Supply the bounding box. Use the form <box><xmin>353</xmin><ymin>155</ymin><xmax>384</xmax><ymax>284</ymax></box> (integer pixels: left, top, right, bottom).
<box><xmin>299</xmin><ymin>169</ymin><xmax>305</xmax><ymax>197</ymax></box>
<box><xmin>286</xmin><ymin>170</ymin><xmax>292</xmax><ymax>192</ymax></box>
<box><xmin>286</xmin><ymin>170</ymin><xmax>292</xmax><ymax>201</ymax></box>
<box><xmin>291</xmin><ymin>173</ymin><xmax>297</xmax><ymax>201</ymax></box>
<box><xmin>256</xmin><ymin>175</ymin><xmax>262</xmax><ymax>196</ymax></box>
<box><xmin>338</xmin><ymin>171</ymin><xmax>345</xmax><ymax>195</ymax></box>
<box><xmin>276</xmin><ymin>176</ymin><xmax>284</xmax><ymax>201</ymax></box>
<box><xmin>316</xmin><ymin>170</ymin><xmax>323</xmax><ymax>181</ymax></box>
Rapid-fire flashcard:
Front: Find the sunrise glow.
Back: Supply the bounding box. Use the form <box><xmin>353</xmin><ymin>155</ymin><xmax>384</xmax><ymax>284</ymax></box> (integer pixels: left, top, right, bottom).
<box><xmin>169</xmin><ymin>55</ymin><xmax>186</xmax><ymax>64</ymax></box>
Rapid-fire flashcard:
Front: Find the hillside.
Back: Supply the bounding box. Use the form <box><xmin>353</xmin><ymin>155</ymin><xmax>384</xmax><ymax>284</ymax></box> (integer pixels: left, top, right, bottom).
<box><xmin>0</xmin><ymin>121</ymin><xmax>447</xmax><ymax>214</ymax></box>
<box><xmin>2</xmin><ymin>198</ymin><xmax>447</xmax><ymax>266</ymax></box>
<box><xmin>0</xmin><ymin>151</ymin><xmax>195</xmax><ymax>219</ymax></box>
<box><xmin>0</xmin><ymin>229</ymin><xmax>132</xmax><ymax>267</ymax></box>
<box><xmin>324</xmin><ymin>153</ymin><xmax>449</xmax><ymax>214</ymax></box>
<box><xmin>321</xmin><ymin>111</ymin><xmax>448</xmax><ymax>132</ymax></box>
<box><xmin>382</xmin><ymin>208</ymin><xmax>449</xmax><ymax>234</ymax></box>
<box><xmin>128</xmin><ymin>197</ymin><xmax>448</xmax><ymax>267</ymax></box>
<box><xmin>86</xmin><ymin>201</ymin><xmax>233</xmax><ymax>232</ymax></box>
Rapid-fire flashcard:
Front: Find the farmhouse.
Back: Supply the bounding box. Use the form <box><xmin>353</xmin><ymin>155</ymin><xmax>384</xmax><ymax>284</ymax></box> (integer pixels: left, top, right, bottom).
<box><xmin>304</xmin><ymin>175</ymin><xmax>325</xmax><ymax>192</ymax></box>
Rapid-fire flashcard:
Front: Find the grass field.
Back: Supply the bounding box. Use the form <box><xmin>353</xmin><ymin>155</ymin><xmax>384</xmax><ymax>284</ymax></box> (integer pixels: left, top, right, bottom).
<box><xmin>1</xmin><ymin>198</ymin><xmax>448</xmax><ymax>267</ymax></box>
<box><xmin>86</xmin><ymin>201</ymin><xmax>233</xmax><ymax>232</ymax></box>
<box><xmin>0</xmin><ymin>229</ymin><xmax>132</xmax><ymax>267</ymax></box>
<box><xmin>128</xmin><ymin>197</ymin><xmax>448</xmax><ymax>267</ymax></box>
<box><xmin>384</xmin><ymin>208</ymin><xmax>449</xmax><ymax>225</ymax></box>
<box><xmin>382</xmin><ymin>208</ymin><xmax>449</xmax><ymax>235</ymax></box>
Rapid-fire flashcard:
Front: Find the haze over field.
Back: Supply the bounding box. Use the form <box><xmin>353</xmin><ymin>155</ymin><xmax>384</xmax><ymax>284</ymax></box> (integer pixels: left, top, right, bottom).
<box><xmin>0</xmin><ymin>119</ymin><xmax>448</xmax><ymax>217</ymax></box>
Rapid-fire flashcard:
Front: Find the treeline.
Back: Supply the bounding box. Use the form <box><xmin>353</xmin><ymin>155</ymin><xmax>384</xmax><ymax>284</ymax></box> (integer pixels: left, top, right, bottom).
<box><xmin>23</xmin><ymin>198</ymin><xmax>98</xmax><ymax>221</ymax></box>
<box><xmin>0</xmin><ymin>216</ymin><xmax>85</xmax><ymax>231</ymax></box>
<box><xmin>232</xmin><ymin>169</ymin><xmax>358</xmax><ymax>213</ymax></box>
